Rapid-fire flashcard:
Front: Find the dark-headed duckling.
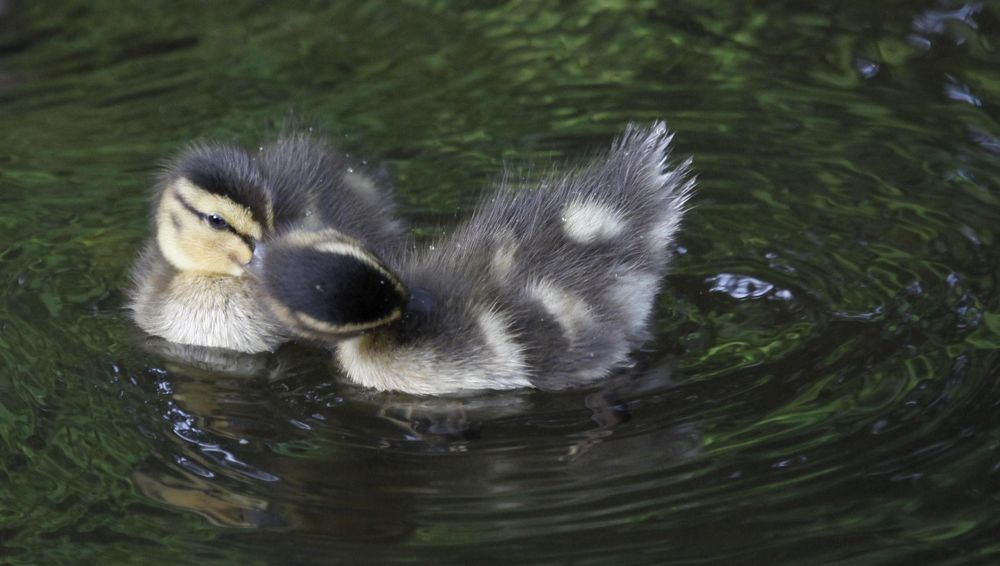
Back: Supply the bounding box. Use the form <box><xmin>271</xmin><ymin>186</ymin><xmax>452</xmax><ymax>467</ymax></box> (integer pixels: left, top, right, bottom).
<box><xmin>257</xmin><ymin>123</ymin><xmax>694</xmax><ymax>394</ymax></box>
<box><xmin>128</xmin><ymin>135</ymin><xmax>404</xmax><ymax>353</ymax></box>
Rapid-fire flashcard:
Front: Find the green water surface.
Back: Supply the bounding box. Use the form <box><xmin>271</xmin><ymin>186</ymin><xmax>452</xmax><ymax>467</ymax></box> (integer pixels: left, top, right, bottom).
<box><xmin>1</xmin><ymin>1</ymin><xmax>1000</xmax><ymax>564</ymax></box>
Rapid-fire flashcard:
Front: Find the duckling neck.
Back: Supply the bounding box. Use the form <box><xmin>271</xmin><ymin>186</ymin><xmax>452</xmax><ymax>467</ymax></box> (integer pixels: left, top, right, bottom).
<box><xmin>131</xmin><ymin>269</ymin><xmax>286</xmax><ymax>352</ymax></box>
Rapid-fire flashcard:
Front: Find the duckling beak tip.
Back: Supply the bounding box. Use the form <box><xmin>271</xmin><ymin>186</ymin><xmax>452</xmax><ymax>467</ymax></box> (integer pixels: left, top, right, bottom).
<box><xmin>246</xmin><ymin>243</ymin><xmax>268</xmax><ymax>277</ymax></box>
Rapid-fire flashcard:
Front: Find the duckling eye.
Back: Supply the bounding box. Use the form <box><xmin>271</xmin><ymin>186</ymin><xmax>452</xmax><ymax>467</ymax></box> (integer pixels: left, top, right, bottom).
<box><xmin>206</xmin><ymin>214</ymin><xmax>228</xmax><ymax>230</ymax></box>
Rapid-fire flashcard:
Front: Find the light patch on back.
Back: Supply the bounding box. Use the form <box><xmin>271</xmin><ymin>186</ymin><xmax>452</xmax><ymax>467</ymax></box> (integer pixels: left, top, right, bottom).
<box><xmin>608</xmin><ymin>271</ymin><xmax>660</xmax><ymax>328</ymax></box>
<box><xmin>491</xmin><ymin>239</ymin><xmax>518</xmax><ymax>279</ymax></box>
<box><xmin>335</xmin><ymin>311</ymin><xmax>531</xmax><ymax>395</ymax></box>
<box><xmin>528</xmin><ymin>279</ymin><xmax>593</xmax><ymax>345</ymax></box>
<box><xmin>476</xmin><ymin>308</ymin><xmax>529</xmax><ymax>382</ymax></box>
<box><xmin>343</xmin><ymin>171</ymin><xmax>381</xmax><ymax>204</ymax></box>
<box><xmin>562</xmin><ymin>199</ymin><xmax>626</xmax><ymax>244</ymax></box>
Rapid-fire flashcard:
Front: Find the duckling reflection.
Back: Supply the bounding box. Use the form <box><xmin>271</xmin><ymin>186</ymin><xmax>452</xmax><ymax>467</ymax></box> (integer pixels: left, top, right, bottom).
<box><xmin>132</xmin><ymin>467</ymin><xmax>276</xmax><ymax>529</ymax></box>
<box><xmin>129</xmin><ymin>349</ymin><xmax>699</xmax><ymax>541</ymax></box>
<box><xmin>128</xmin><ymin>134</ymin><xmax>405</xmax><ymax>354</ymax></box>
<box><xmin>371</xmin><ymin>390</ymin><xmax>533</xmax><ymax>447</ymax></box>
<box><xmin>137</xmin><ymin>336</ymin><xmax>277</xmax><ymax>380</ymax></box>
<box><xmin>131</xmin><ymin>333</ymin><xmax>329</xmax><ymax>434</ymax></box>
<box><xmin>564</xmin><ymin>354</ymin><xmax>701</xmax><ymax>463</ymax></box>
<box><xmin>137</xmin><ymin>333</ymin><xmax>333</xmax><ymax>437</ymax></box>
<box><xmin>131</xmin><ymin>358</ymin><xmax>415</xmax><ymax>538</ymax></box>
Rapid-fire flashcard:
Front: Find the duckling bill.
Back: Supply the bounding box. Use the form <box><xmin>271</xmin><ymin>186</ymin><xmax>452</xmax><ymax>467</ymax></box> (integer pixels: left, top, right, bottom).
<box><xmin>259</xmin><ymin>122</ymin><xmax>695</xmax><ymax>395</ymax></box>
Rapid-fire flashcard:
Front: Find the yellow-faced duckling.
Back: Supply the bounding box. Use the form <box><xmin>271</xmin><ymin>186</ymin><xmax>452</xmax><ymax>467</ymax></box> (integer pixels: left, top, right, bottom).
<box><xmin>128</xmin><ymin>135</ymin><xmax>404</xmax><ymax>353</ymax></box>
<box><xmin>257</xmin><ymin>123</ymin><xmax>695</xmax><ymax>394</ymax></box>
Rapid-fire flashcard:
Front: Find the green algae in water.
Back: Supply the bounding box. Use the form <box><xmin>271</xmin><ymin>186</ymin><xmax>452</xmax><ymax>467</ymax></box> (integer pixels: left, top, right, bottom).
<box><xmin>2</xmin><ymin>1</ymin><xmax>1000</xmax><ymax>564</ymax></box>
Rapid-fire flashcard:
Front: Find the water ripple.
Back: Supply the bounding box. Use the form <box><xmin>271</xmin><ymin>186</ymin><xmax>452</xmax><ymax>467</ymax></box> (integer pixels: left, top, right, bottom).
<box><xmin>2</xmin><ymin>1</ymin><xmax>1000</xmax><ymax>564</ymax></box>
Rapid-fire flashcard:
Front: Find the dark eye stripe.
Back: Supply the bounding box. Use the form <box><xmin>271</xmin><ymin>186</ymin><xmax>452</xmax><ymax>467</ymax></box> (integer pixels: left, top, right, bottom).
<box><xmin>172</xmin><ymin>191</ymin><xmax>257</xmax><ymax>250</ymax></box>
<box><xmin>229</xmin><ymin>228</ymin><xmax>256</xmax><ymax>251</ymax></box>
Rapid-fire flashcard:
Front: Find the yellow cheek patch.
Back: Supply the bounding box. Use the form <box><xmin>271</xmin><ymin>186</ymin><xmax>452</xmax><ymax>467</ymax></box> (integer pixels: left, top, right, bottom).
<box><xmin>155</xmin><ymin>179</ymin><xmax>260</xmax><ymax>276</ymax></box>
<box><xmin>171</xmin><ymin>178</ymin><xmax>263</xmax><ymax>240</ymax></box>
<box><xmin>183</xmin><ymin>228</ymin><xmax>253</xmax><ymax>267</ymax></box>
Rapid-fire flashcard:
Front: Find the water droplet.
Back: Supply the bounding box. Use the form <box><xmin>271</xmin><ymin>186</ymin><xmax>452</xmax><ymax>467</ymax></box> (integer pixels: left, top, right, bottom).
<box><xmin>960</xmin><ymin>224</ymin><xmax>981</xmax><ymax>246</ymax></box>
<box><xmin>855</xmin><ymin>57</ymin><xmax>880</xmax><ymax>79</ymax></box>
<box><xmin>774</xmin><ymin>289</ymin><xmax>794</xmax><ymax>301</ymax></box>
<box><xmin>871</xmin><ymin>419</ymin><xmax>889</xmax><ymax>434</ymax></box>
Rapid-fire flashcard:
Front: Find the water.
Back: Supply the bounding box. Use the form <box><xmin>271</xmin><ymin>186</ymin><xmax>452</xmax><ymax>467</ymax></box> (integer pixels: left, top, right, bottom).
<box><xmin>2</xmin><ymin>1</ymin><xmax>999</xmax><ymax>563</ymax></box>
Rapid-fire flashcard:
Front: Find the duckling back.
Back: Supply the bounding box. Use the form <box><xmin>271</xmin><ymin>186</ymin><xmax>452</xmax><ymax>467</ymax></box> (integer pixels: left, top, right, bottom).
<box><xmin>385</xmin><ymin>122</ymin><xmax>693</xmax><ymax>391</ymax></box>
<box><xmin>261</xmin><ymin>123</ymin><xmax>694</xmax><ymax>394</ymax></box>
<box><xmin>260</xmin><ymin>134</ymin><xmax>405</xmax><ymax>255</ymax></box>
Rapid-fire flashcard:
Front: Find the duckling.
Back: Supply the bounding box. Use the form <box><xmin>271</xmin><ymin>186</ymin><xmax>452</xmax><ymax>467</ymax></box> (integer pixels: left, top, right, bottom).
<box><xmin>256</xmin><ymin>122</ymin><xmax>694</xmax><ymax>394</ymax></box>
<box><xmin>128</xmin><ymin>134</ymin><xmax>405</xmax><ymax>353</ymax></box>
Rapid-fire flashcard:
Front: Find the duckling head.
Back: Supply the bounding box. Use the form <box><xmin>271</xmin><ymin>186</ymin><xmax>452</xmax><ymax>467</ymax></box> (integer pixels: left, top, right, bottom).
<box><xmin>154</xmin><ymin>146</ymin><xmax>273</xmax><ymax>277</ymax></box>
<box><xmin>256</xmin><ymin>229</ymin><xmax>409</xmax><ymax>340</ymax></box>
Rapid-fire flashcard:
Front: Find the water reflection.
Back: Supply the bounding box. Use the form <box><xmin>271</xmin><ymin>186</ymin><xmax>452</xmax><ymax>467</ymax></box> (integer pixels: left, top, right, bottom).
<box><xmin>130</xmin><ymin>344</ymin><xmax>412</xmax><ymax>538</ymax></box>
<box><xmin>944</xmin><ymin>74</ymin><xmax>982</xmax><ymax>107</ymax></box>
<box><xmin>911</xmin><ymin>3</ymin><xmax>981</xmax><ymax>39</ymax></box>
<box><xmin>126</xmin><ymin>342</ymin><xmax>701</xmax><ymax>545</ymax></box>
<box><xmin>707</xmin><ymin>272</ymin><xmax>781</xmax><ymax>300</ymax></box>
